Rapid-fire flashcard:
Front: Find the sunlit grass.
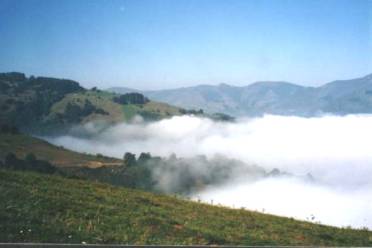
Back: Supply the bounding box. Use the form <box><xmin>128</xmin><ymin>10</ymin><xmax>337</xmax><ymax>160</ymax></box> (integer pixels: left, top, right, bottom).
<box><xmin>1</xmin><ymin>169</ymin><xmax>371</xmax><ymax>245</ymax></box>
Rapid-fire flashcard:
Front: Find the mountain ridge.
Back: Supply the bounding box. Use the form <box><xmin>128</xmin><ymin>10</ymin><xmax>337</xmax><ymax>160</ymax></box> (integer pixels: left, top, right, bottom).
<box><xmin>108</xmin><ymin>73</ymin><xmax>372</xmax><ymax>117</ymax></box>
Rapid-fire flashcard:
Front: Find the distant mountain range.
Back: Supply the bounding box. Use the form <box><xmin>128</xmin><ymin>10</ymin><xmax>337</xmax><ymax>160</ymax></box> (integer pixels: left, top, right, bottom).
<box><xmin>108</xmin><ymin>74</ymin><xmax>372</xmax><ymax>117</ymax></box>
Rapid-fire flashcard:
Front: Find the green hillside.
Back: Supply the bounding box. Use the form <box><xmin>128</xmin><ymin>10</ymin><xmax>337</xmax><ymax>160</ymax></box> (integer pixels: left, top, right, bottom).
<box><xmin>0</xmin><ymin>72</ymin><xmax>184</xmax><ymax>135</ymax></box>
<box><xmin>1</xmin><ymin>169</ymin><xmax>371</xmax><ymax>245</ymax></box>
<box><xmin>46</xmin><ymin>90</ymin><xmax>182</xmax><ymax>126</ymax></box>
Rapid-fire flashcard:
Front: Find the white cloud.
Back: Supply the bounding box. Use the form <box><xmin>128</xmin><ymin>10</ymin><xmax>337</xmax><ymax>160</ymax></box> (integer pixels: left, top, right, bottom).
<box><xmin>46</xmin><ymin>114</ymin><xmax>372</xmax><ymax>228</ymax></box>
<box><xmin>195</xmin><ymin>177</ymin><xmax>372</xmax><ymax>229</ymax></box>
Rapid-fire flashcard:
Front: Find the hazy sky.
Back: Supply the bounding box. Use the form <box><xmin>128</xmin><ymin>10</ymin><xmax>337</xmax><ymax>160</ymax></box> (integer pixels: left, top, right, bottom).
<box><xmin>0</xmin><ymin>0</ymin><xmax>371</xmax><ymax>89</ymax></box>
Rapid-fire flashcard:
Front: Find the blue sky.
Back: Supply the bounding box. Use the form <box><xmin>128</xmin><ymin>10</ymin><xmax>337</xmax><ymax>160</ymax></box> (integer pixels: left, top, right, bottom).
<box><xmin>0</xmin><ymin>0</ymin><xmax>371</xmax><ymax>89</ymax></box>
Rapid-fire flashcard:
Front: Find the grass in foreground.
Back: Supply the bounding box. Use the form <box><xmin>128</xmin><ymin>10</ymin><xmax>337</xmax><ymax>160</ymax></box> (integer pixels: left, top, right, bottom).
<box><xmin>0</xmin><ymin>169</ymin><xmax>371</xmax><ymax>245</ymax></box>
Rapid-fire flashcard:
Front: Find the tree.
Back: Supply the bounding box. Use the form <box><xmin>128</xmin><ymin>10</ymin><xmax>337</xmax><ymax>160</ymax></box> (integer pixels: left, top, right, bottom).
<box><xmin>123</xmin><ymin>152</ymin><xmax>136</xmax><ymax>167</ymax></box>
<box><xmin>4</xmin><ymin>152</ymin><xmax>23</xmax><ymax>169</ymax></box>
<box><xmin>25</xmin><ymin>153</ymin><xmax>37</xmax><ymax>164</ymax></box>
<box><xmin>269</xmin><ymin>168</ymin><xmax>281</xmax><ymax>176</ymax></box>
<box><xmin>168</xmin><ymin>153</ymin><xmax>177</xmax><ymax>162</ymax></box>
<box><xmin>0</xmin><ymin>124</ymin><xmax>19</xmax><ymax>134</ymax></box>
<box><xmin>34</xmin><ymin>160</ymin><xmax>56</xmax><ymax>174</ymax></box>
<box><xmin>5</xmin><ymin>153</ymin><xmax>17</xmax><ymax>167</ymax></box>
<box><xmin>10</xmin><ymin>126</ymin><xmax>19</xmax><ymax>134</ymax></box>
<box><xmin>113</xmin><ymin>93</ymin><xmax>149</xmax><ymax>105</ymax></box>
<box><xmin>138</xmin><ymin>152</ymin><xmax>151</xmax><ymax>164</ymax></box>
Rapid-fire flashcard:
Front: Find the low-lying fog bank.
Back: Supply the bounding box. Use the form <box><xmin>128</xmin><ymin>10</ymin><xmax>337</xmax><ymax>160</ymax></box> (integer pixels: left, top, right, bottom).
<box><xmin>45</xmin><ymin>114</ymin><xmax>372</xmax><ymax>229</ymax></box>
<box><xmin>194</xmin><ymin>176</ymin><xmax>372</xmax><ymax>229</ymax></box>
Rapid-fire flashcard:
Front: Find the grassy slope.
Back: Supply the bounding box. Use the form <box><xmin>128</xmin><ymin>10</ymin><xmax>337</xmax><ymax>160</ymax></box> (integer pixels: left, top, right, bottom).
<box><xmin>0</xmin><ymin>133</ymin><xmax>121</xmax><ymax>168</ymax></box>
<box><xmin>49</xmin><ymin>90</ymin><xmax>183</xmax><ymax>124</ymax></box>
<box><xmin>1</xmin><ymin>169</ymin><xmax>371</xmax><ymax>245</ymax></box>
<box><xmin>49</xmin><ymin>90</ymin><xmax>125</xmax><ymax>123</ymax></box>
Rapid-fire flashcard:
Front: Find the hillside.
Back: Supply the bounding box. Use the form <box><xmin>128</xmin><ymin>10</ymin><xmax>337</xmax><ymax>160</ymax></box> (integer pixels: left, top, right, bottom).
<box><xmin>108</xmin><ymin>73</ymin><xmax>372</xmax><ymax>117</ymax></box>
<box><xmin>1</xmin><ymin>169</ymin><xmax>371</xmax><ymax>245</ymax></box>
<box><xmin>0</xmin><ymin>72</ymin><xmax>184</xmax><ymax>135</ymax></box>
<box><xmin>0</xmin><ymin>132</ymin><xmax>121</xmax><ymax>168</ymax></box>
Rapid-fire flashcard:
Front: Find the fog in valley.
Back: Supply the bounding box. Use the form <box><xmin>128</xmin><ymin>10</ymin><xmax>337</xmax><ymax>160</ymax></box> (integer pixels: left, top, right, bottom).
<box><xmin>46</xmin><ymin>114</ymin><xmax>372</xmax><ymax>229</ymax></box>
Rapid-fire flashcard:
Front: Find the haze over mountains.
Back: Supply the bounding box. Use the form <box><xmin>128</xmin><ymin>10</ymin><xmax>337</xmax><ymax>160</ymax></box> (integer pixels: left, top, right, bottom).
<box><xmin>109</xmin><ymin>74</ymin><xmax>372</xmax><ymax>117</ymax></box>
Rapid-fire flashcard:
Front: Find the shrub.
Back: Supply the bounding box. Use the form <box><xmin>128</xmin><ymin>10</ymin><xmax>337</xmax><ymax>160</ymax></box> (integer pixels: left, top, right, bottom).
<box><xmin>25</xmin><ymin>153</ymin><xmax>37</xmax><ymax>163</ymax></box>
<box><xmin>3</xmin><ymin>152</ymin><xmax>56</xmax><ymax>174</ymax></box>
<box><xmin>123</xmin><ymin>152</ymin><xmax>136</xmax><ymax>167</ymax></box>
<box><xmin>113</xmin><ymin>93</ymin><xmax>149</xmax><ymax>105</ymax></box>
<box><xmin>0</xmin><ymin>124</ymin><xmax>19</xmax><ymax>134</ymax></box>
